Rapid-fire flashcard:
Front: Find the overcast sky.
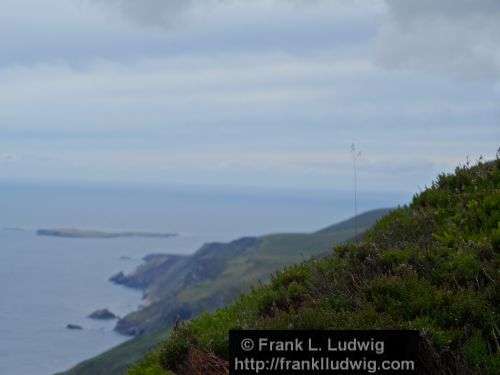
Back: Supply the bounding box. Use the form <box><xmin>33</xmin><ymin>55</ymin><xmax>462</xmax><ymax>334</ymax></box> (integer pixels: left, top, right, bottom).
<box><xmin>1</xmin><ymin>0</ymin><xmax>499</xmax><ymax>191</ymax></box>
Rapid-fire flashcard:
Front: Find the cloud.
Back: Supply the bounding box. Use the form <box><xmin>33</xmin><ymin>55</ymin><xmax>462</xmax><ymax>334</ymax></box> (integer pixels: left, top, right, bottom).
<box><xmin>1</xmin><ymin>0</ymin><xmax>378</xmax><ymax>67</ymax></box>
<box><xmin>87</xmin><ymin>0</ymin><xmax>500</xmax><ymax>81</ymax></box>
<box><xmin>87</xmin><ymin>0</ymin><xmax>364</xmax><ymax>28</ymax></box>
<box><xmin>0</xmin><ymin>0</ymin><xmax>498</xmax><ymax>190</ymax></box>
<box><xmin>376</xmin><ymin>0</ymin><xmax>500</xmax><ymax>80</ymax></box>
<box><xmin>89</xmin><ymin>0</ymin><xmax>192</xmax><ymax>28</ymax></box>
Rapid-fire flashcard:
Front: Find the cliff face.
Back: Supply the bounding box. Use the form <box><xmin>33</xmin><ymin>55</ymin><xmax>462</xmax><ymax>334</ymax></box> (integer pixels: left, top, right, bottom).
<box><xmin>110</xmin><ymin>254</ymin><xmax>189</xmax><ymax>292</ymax></box>
<box><xmin>136</xmin><ymin>160</ymin><xmax>499</xmax><ymax>375</ymax></box>
<box><xmin>111</xmin><ymin>211</ymin><xmax>389</xmax><ymax>337</ymax></box>
<box><xmin>110</xmin><ymin>237</ymin><xmax>264</xmax><ymax>336</ymax></box>
<box><xmin>60</xmin><ymin>209</ymin><xmax>389</xmax><ymax>375</ymax></box>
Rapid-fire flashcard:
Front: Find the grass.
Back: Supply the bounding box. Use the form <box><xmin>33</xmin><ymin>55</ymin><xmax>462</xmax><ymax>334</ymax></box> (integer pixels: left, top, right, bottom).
<box><xmin>177</xmin><ymin>215</ymin><xmax>387</xmax><ymax>305</ymax></box>
<box><xmin>55</xmin><ymin>329</ymin><xmax>170</xmax><ymax>375</ymax></box>
<box><xmin>135</xmin><ymin>158</ymin><xmax>499</xmax><ymax>374</ymax></box>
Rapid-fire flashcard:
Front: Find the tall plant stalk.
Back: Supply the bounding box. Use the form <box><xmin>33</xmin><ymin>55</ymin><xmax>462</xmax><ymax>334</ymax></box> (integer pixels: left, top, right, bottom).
<box><xmin>351</xmin><ymin>143</ymin><xmax>361</xmax><ymax>240</ymax></box>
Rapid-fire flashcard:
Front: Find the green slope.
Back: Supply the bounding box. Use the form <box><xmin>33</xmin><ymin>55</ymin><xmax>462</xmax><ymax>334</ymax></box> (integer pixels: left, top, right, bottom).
<box><xmin>58</xmin><ymin>208</ymin><xmax>389</xmax><ymax>375</ymax></box>
<box><xmin>136</xmin><ymin>159</ymin><xmax>499</xmax><ymax>375</ymax></box>
<box><xmin>58</xmin><ymin>330</ymin><xmax>169</xmax><ymax>375</ymax></box>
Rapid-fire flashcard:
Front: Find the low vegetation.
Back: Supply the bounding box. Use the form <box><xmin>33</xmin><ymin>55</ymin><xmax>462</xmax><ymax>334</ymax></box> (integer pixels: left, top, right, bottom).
<box><xmin>133</xmin><ymin>158</ymin><xmax>499</xmax><ymax>374</ymax></box>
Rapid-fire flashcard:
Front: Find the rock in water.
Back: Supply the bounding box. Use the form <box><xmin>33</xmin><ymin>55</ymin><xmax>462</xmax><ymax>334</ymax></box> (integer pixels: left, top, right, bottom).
<box><xmin>66</xmin><ymin>324</ymin><xmax>83</xmax><ymax>330</ymax></box>
<box><xmin>89</xmin><ymin>309</ymin><xmax>118</xmax><ymax>320</ymax></box>
<box><xmin>109</xmin><ymin>271</ymin><xmax>128</xmax><ymax>285</ymax></box>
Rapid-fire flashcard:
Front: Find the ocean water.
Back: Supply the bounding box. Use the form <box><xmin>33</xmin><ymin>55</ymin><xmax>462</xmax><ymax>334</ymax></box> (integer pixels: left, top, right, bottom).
<box><xmin>0</xmin><ymin>183</ymin><xmax>409</xmax><ymax>375</ymax></box>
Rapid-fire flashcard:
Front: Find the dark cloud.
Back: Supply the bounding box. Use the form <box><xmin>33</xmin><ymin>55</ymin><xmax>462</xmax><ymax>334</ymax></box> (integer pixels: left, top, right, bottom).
<box><xmin>376</xmin><ymin>0</ymin><xmax>500</xmax><ymax>80</ymax></box>
<box><xmin>90</xmin><ymin>0</ymin><xmax>192</xmax><ymax>27</ymax></box>
<box><xmin>386</xmin><ymin>0</ymin><xmax>500</xmax><ymax>21</ymax></box>
<box><xmin>88</xmin><ymin>0</ymin><xmax>328</xmax><ymax>28</ymax></box>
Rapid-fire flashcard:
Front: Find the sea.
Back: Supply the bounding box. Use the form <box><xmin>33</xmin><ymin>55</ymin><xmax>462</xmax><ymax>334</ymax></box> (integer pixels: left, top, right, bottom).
<box><xmin>0</xmin><ymin>182</ymin><xmax>410</xmax><ymax>375</ymax></box>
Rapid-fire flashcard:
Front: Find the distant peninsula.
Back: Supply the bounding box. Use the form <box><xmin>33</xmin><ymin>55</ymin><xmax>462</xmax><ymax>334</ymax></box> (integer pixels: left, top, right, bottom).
<box><xmin>3</xmin><ymin>227</ymin><xmax>25</xmax><ymax>232</ymax></box>
<box><xmin>36</xmin><ymin>228</ymin><xmax>177</xmax><ymax>239</ymax></box>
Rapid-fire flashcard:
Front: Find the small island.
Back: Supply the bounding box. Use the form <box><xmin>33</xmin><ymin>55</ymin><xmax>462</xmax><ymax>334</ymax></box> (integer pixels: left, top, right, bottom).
<box><xmin>36</xmin><ymin>228</ymin><xmax>177</xmax><ymax>239</ymax></box>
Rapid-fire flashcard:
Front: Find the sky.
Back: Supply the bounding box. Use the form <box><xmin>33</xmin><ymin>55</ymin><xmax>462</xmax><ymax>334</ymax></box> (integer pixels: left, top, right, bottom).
<box><xmin>0</xmin><ymin>0</ymin><xmax>499</xmax><ymax>192</ymax></box>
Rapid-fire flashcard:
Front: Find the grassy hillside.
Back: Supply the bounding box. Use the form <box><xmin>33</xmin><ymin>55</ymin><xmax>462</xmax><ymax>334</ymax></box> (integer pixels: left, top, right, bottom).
<box><xmin>58</xmin><ymin>209</ymin><xmax>389</xmax><ymax>375</ymax></box>
<box><xmin>59</xmin><ymin>330</ymin><xmax>170</xmax><ymax>375</ymax></box>
<box><xmin>133</xmin><ymin>159</ymin><xmax>499</xmax><ymax>375</ymax></box>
